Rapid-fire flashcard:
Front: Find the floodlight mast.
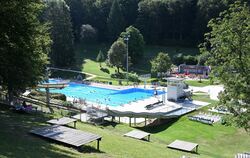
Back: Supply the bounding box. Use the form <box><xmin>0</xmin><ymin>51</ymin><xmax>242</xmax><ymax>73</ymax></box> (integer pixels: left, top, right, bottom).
<box><xmin>124</xmin><ymin>34</ymin><xmax>130</xmax><ymax>83</ymax></box>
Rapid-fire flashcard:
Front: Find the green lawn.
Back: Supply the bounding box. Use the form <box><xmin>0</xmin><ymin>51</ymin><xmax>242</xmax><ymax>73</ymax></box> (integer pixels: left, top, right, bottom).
<box><xmin>185</xmin><ymin>80</ymin><xmax>212</xmax><ymax>87</ymax></box>
<box><xmin>81</xmin><ymin>59</ymin><xmax>134</xmax><ymax>85</ymax></box>
<box><xmin>1</xmin><ymin>96</ymin><xmax>249</xmax><ymax>158</ymax></box>
<box><xmin>75</xmin><ymin>43</ymin><xmax>199</xmax><ymax>76</ymax></box>
<box><xmin>82</xmin><ymin>59</ymin><xmax>121</xmax><ymax>78</ymax></box>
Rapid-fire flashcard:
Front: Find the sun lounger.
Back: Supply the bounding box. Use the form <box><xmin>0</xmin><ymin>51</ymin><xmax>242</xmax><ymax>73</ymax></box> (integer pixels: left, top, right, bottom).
<box><xmin>145</xmin><ymin>101</ymin><xmax>164</xmax><ymax>110</ymax></box>
<box><xmin>188</xmin><ymin>116</ymin><xmax>213</xmax><ymax>125</ymax></box>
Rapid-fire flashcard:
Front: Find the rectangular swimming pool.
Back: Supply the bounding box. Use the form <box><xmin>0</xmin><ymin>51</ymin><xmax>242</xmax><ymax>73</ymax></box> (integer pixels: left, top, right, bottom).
<box><xmin>42</xmin><ymin>79</ymin><xmax>165</xmax><ymax>107</ymax></box>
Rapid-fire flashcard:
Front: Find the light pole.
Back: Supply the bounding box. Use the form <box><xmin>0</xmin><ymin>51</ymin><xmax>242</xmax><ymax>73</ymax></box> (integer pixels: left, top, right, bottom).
<box><xmin>124</xmin><ymin>34</ymin><xmax>130</xmax><ymax>83</ymax></box>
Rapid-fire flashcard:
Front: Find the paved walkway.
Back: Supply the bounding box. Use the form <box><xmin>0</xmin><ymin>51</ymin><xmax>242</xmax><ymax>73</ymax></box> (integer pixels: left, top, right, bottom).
<box><xmin>189</xmin><ymin>85</ymin><xmax>224</xmax><ymax>100</ymax></box>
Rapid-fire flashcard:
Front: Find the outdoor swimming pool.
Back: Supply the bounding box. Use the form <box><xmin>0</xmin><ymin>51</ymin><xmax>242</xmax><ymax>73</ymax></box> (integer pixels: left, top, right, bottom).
<box><xmin>43</xmin><ymin>79</ymin><xmax>165</xmax><ymax>107</ymax></box>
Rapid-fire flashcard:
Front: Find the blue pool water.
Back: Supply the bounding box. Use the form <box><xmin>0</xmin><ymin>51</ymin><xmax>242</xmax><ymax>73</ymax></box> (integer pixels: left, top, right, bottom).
<box><xmin>42</xmin><ymin>79</ymin><xmax>165</xmax><ymax>107</ymax></box>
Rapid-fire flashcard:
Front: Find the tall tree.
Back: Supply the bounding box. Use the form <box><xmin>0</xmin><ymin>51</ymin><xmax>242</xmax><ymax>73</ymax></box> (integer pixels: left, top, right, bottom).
<box><xmin>200</xmin><ymin>1</ymin><xmax>250</xmax><ymax>130</ymax></box>
<box><xmin>136</xmin><ymin>0</ymin><xmax>164</xmax><ymax>44</ymax></box>
<box><xmin>65</xmin><ymin>0</ymin><xmax>84</xmax><ymax>41</ymax></box>
<box><xmin>80</xmin><ymin>24</ymin><xmax>98</xmax><ymax>43</ymax></box>
<box><xmin>107</xmin><ymin>40</ymin><xmax>126</xmax><ymax>73</ymax></box>
<box><xmin>193</xmin><ymin>0</ymin><xmax>229</xmax><ymax>42</ymax></box>
<box><xmin>0</xmin><ymin>0</ymin><xmax>51</xmax><ymax>102</ymax></box>
<box><xmin>151</xmin><ymin>52</ymin><xmax>172</xmax><ymax>77</ymax></box>
<box><xmin>96</xmin><ymin>50</ymin><xmax>105</xmax><ymax>67</ymax></box>
<box><xmin>92</xmin><ymin>0</ymin><xmax>112</xmax><ymax>42</ymax></box>
<box><xmin>119</xmin><ymin>0</ymin><xmax>140</xmax><ymax>26</ymax></box>
<box><xmin>168</xmin><ymin>0</ymin><xmax>197</xmax><ymax>42</ymax></box>
<box><xmin>43</xmin><ymin>0</ymin><xmax>74</xmax><ymax>67</ymax></box>
<box><xmin>119</xmin><ymin>26</ymin><xmax>145</xmax><ymax>64</ymax></box>
<box><xmin>107</xmin><ymin>0</ymin><xmax>126</xmax><ymax>42</ymax></box>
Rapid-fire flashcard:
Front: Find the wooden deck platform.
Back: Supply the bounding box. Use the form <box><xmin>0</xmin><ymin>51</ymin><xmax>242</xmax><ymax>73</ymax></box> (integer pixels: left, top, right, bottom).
<box><xmin>30</xmin><ymin>125</ymin><xmax>102</xmax><ymax>150</ymax></box>
<box><xmin>47</xmin><ymin>117</ymin><xmax>77</xmax><ymax>128</ymax></box>
<box><xmin>167</xmin><ymin>140</ymin><xmax>199</xmax><ymax>153</ymax></box>
<box><xmin>124</xmin><ymin>130</ymin><xmax>151</xmax><ymax>141</ymax></box>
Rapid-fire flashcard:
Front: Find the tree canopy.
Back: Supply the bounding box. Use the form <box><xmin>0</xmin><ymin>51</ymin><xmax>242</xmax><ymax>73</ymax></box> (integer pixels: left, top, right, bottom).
<box><xmin>200</xmin><ymin>1</ymin><xmax>250</xmax><ymax>130</ymax></box>
<box><xmin>107</xmin><ymin>0</ymin><xmax>126</xmax><ymax>42</ymax></box>
<box><xmin>0</xmin><ymin>0</ymin><xmax>51</xmax><ymax>102</ymax></box>
<box><xmin>119</xmin><ymin>26</ymin><xmax>145</xmax><ymax>64</ymax></box>
<box><xmin>107</xmin><ymin>40</ymin><xmax>126</xmax><ymax>73</ymax></box>
<box><xmin>96</xmin><ymin>50</ymin><xmax>105</xmax><ymax>67</ymax></box>
<box><xmin>80</xmin><ymin>24</ymin><xmax>98</xmax><ymax>43</ymax></box>
<box><xmin>63</xmin><ymin>0</ymin><xmax>248</xmax><ymax>45</ymax></box>
<box><xmin>151</xmin><ymin>52</ymin><xmax>172</xmax><ymax>75</ymax></box>
<box><xmin>43</xmin><ymin>0</ymin><xmax>75</xmax><ymax>67</ymax></box>
<box><xmin>65</xmin><ymin>0</ymin><xmax>84</xmax><ymax>41</ymax></box>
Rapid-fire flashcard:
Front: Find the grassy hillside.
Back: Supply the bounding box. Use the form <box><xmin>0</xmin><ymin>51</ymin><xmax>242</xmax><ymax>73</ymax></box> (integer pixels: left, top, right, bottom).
<box><xmin>1</xmin><ymin>96</ymin><xmax>249</xmax><ymax>158</ymax></box>
<box><xmin>75</xmin><ymin>43</ymin><xmax>199</xmax><ymax>76</ymax></box>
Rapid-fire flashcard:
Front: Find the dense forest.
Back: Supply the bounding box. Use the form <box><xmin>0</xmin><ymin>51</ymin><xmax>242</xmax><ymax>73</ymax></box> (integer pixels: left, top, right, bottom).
<box><xmin>38</xmin><ymin>0</ymin><xmax>249</xmax><ymax>68</ymax></box>
<box><xmin>64</xmin><ymin>0</ymin><xmax>247</xmax><ymax>46</ymax></box>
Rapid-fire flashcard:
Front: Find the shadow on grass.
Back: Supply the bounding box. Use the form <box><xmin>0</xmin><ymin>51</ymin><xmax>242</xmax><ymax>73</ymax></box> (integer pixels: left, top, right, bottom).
<box><xmin>0</xmin><ymin>105</ymin><xmax>79</xmax><ymax>158</ymax></box>
<box><xmin>136</xmin><ymin>118</ymin><xmax>180</xmax><ymax>134</ymax></box>
<box><xmin>78</xmin><ymin>145</ymin><xmax>105</xmax><ymax>153</ymax></box>
<box><xmin>99</xmin><ymin>120</ymin><xmax>118</xmax><ymax>128</ymax></box>
<box><xmin>100</xmin><ymin>67</ymin><xmax>110</xmax><ymax>74</ymax></box>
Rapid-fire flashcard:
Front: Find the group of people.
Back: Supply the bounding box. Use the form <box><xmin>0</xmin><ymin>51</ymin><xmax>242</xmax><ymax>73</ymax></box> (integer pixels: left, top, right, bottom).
<box><xmin>72</xmin><ymin>98</ymin><xmax>86</xmax><ymax>105</ymax></box>
<box><xmin>15</xmin><ymin>100</ymin><xmax>33</xmax><ymax>112</ymax></box>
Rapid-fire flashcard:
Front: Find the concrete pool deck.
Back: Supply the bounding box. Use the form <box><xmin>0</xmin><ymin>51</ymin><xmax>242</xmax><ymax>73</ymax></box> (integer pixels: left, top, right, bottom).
<box><xmin>108</xmin><ymin>98</ymin><xmax>209</xmax><ymax>124</ymax></box>
<box><xmin>68</xmin><ymin>94</ymin><xmax>210</xmax><ymax>124</ymax></box>
<box><xmin>85</xmin><ymin>81</ymin><xmax>224</xmax><ymax>101</ymax></box>
<box><xmin>108</xmin><ymin>96</ymin><xmax>180</xmax><ymax>113</ymax></box>
<box><xmin>64</xmin><ymin>82</ymin><xmax>210</xmax><ymax>124</ymax></box>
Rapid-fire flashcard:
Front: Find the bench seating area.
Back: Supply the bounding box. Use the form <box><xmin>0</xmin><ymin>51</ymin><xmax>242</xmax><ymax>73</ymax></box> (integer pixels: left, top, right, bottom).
<box><xmin>13</xmin><ymin>105</ymin><xmax>38</xmax><ymax>113</ymax></box>
<box><xmin>188</xmin><ymin>112</ymin><xmax>221</xmax><ymax>125</ymax></box>
<box><xmin>188</xmin><ymin>116</ymin><xmax>213</xmax><ymax>125</ymax></box>
<box><xmin>30</xmin><ymin>125</ymin><xmax>102</xmax><ymax>150</ymax></box>
<box><xmin>167</xmin><ymin>140</ymin><xmax>199</xmax><ymax>153</ymax></box>
<box><xmin>124</xmin><ymin>130</ymin><xmax>151</xmax><ymax>141</ymax></box>
<box><xmin>47</xmin><ymin>117</ymin><xmax>77</xmax><ymax>128</ymax></box>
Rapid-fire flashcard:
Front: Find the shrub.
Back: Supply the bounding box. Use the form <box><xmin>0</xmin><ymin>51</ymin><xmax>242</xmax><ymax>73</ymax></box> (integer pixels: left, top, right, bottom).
<box><xmin>159</xmin><ymin>81</ymin><xmax>168</xmax><ymax>87</ymax></box>
<box><xmin>80</xmin><ymin>24</ymin><xmax>97</xmax><ymax>43</ymax></box>
<box><xmin>29</xmin><ymin>90</ymin><xmax>66</xmax><ymax>101</ymax></box>
<box><xmin>127</xmin><ymin>73</ymin><xmax>139</xmax><ymax>82</ymax></box>
<box><xmin>147</xmin><ymin>78</ymin><xmax>159</xmax><ymax>83</ymax></box>
<box><xmin>172</xmin><ymin>53</ymin><xmax>184</xmax><ymax>65</ymax></box>
<box><xmin>183</xmin><ymin>55</ymin><xmax>197</xmax><ymax>65</ymax></box>
<box><xmin>51</xmin><ymin>93</ymin><xmax>66</xmax><ymax>101</ymax></box>
<box><xmin>110</xmin><ymin>72</ymin><xmax>126</xmax><ymax>79</ymax></box>
<box><xmin>62</xmin><ymin>101</ymin><xmax>73</xmax><ymax>107</ymax></box>
<box><xmin>173</xmin><ymin>53</ymin><xmax>198</xmax><ymax>65</ymax></box>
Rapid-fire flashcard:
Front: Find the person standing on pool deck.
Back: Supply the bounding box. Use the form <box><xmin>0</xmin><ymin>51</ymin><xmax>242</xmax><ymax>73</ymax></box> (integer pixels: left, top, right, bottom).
<box><xmin>154</xmin><ymin>90</ymin><xmax>158</xmax><ymax>96</ymax></box>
